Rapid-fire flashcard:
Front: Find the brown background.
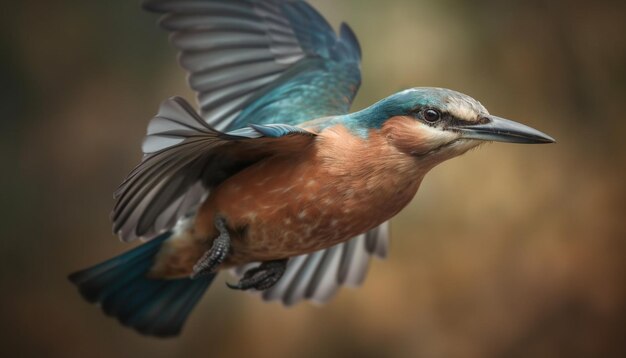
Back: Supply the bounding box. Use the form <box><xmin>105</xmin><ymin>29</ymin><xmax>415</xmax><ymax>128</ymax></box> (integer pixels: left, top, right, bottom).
<box><xmin>1</xmin><ymin>0</ymin><xmax>625</xmax><ymax>357</ymax></box>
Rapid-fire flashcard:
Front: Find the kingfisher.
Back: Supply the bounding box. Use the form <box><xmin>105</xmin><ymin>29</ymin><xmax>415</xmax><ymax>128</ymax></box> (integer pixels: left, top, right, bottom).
<box><xmin>69</xmin><ymin>0</ymin><xmax>555</xmax><ymax>337</ymax></box>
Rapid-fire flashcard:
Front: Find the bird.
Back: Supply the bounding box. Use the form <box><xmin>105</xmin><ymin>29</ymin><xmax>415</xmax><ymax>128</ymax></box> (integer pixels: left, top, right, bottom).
<box><xmin>69</xmin><ymin>0</ymin><xmax>555</xmax><ymax>338</ymax></box>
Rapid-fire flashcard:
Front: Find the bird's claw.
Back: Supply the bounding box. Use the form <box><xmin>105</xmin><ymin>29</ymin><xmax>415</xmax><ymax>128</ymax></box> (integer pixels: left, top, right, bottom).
<box><xmin>227</xmin><ymin>259</ymin><xmax>288</xmax><ymax>291</ymax></box>
<box><xmin>192</xmin><ymin>216</ymin><xmax>230</xmax><ymax>279</ymax></box>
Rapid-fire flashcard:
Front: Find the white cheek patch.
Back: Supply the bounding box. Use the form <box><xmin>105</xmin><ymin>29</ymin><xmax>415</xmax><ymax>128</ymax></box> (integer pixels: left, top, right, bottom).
<box><xmin>417</xmin><ymin>122</ymin><xmax>458</xmax><ymax>147</ymax></box>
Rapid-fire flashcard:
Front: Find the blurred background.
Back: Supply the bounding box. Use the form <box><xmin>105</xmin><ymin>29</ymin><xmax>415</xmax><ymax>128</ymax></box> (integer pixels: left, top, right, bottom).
<box><xmin>1</xmin><ymin>0</ymin><xmax>625</xmax><ymax>357</ymax></box>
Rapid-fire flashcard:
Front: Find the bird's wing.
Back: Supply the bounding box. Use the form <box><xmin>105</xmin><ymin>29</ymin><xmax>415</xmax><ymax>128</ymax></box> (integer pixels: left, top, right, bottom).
<box><xmin>143</xmin><ymin>0</ymin><xmax>362</xmax><ymax>130</ymax></box>
<box><xmin>233</xmin><ymin>221</ymin><xmax>390</xmax><ymax>306</ymax></box>
<box><xmin>113</xmin><ymin>97</ymin><xmax>316</xmax><ymax>242</ymax></box>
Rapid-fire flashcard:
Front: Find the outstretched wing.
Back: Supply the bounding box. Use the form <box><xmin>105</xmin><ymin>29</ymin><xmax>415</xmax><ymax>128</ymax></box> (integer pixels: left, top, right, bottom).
<box><xmin>113</xmin><ymin>97</ymin><xmax>316</xmax><ymax>242</ymax></box>
<box><xmin>143</xmin><ymin>0</ymin><xmax>362</xmax><ymax>130</ymax></box>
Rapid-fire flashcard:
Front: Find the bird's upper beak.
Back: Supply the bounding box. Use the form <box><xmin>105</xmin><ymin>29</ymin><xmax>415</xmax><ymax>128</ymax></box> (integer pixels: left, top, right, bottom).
<box><xmin>455</xmin><ymin>115</ymin><xmax>555</xmax><ymax>144</ymax></box>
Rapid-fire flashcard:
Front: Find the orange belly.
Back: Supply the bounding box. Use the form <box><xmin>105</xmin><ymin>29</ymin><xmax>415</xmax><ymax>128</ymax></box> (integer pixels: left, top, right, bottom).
<box><xmin>198</xmin><ymin>128</ymin><xmax>422</xmax><ymax>266</ymax></box>
<box><xmin>199</xmin><ymin>157</ymin><xmax>378</xmax><ymax>265</ymax></box>
<box><xmin>152</xmin><ymin>124</ymin><xmax>425</xmax><ymax>278</ymax></box>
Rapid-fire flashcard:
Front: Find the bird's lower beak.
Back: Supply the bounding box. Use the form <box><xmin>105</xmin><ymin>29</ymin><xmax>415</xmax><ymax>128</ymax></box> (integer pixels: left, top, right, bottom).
<box><xmin>456</xmin><ymin>115</ymin><xmax>555</xmax><ymax>144</ymax></box>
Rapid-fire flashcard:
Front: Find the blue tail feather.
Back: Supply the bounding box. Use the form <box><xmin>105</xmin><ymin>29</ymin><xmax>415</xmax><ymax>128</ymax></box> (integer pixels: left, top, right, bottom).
<box><xmin>69</xmin><ymin>232</ymin><xmax>216</xmax><ymax>337</ymax></box>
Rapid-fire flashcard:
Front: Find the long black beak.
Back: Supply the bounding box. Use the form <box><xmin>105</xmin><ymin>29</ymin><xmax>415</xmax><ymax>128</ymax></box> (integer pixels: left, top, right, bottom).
<box><xmin>456</xmin><ymin>116</ymin><xmax>555</xmax><ymax>144</ymax></box>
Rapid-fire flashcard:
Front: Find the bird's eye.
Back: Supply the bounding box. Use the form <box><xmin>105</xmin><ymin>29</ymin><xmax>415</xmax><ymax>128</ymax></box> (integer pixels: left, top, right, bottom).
<box><xmin>423</xmin><ymin>109</ymin><xmax>441</xmax><ymax>123</ymax></box>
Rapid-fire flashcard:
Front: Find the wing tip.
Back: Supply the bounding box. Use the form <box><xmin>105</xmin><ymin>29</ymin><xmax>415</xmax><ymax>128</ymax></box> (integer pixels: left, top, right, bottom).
<box><xmin>339</xmin><ymin>22</ymin><xmax>362</xmax><ymax>60</ymax></box>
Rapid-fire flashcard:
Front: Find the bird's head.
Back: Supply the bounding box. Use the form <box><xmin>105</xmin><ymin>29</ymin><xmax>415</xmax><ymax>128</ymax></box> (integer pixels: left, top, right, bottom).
<box><xmin>353</xmin><ymin>87</ymin><xmax>555</xmax><ymax>167</ymax></box>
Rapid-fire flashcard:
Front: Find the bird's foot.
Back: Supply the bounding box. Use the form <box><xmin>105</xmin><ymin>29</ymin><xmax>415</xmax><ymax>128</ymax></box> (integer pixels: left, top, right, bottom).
<box><xmin>227</xmin><ymin>259</ymin><xmax>288</xmax><ymax>291</ymax></box>
<box><xmin>191</xmin><ymin>216</ymin><xmax>230</xmax><ymax>279</ymax></box>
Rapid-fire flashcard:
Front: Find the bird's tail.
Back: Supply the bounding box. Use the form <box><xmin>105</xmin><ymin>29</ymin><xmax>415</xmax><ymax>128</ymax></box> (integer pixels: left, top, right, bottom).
<box><xmin>68</xmin><ymin>232</ymin><xmax>216</xmax><ymax>337</ymax></box>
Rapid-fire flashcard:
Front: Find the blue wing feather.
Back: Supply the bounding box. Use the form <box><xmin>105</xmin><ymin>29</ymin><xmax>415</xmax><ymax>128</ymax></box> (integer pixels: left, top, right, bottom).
<box><xmin>227</xmin><ymin>123</ymin><xmax>315</xmax><ymax>138</ymax></box>
<box><xmin>229</xmin><ymin>59</ymin><xmax>359</xmax><ymax>128</ymax></box>
<box><xmin>144</xmin><ymin>0</ymin><xmax>362</xmax><ymax>130</ymax></box>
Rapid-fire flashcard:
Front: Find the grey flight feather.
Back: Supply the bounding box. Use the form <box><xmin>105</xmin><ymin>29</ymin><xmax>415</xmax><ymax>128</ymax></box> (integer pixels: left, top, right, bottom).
<box><xmin>112</xmin><ymin>96</ymin><xmax>316</xmax><ymax>242</ymax></box>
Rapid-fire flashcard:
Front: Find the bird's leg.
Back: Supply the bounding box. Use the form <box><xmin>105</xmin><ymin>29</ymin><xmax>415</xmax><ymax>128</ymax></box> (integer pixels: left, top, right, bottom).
<box><xmin>191</xmin><ymin>215</ymin><xmax>230</xmax><ymax>279</ymax></box>
<box><xmin>227</xmin><ymin>259</ymin><xmax>288</xmax><ymax>291</ymax></box>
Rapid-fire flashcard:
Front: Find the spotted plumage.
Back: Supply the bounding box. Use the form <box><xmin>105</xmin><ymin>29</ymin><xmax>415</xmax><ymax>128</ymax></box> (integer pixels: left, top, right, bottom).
<box><xmin>69</xmin><ymin>0</ymin><xmax>555</xmax><ymax>338</ymax></box>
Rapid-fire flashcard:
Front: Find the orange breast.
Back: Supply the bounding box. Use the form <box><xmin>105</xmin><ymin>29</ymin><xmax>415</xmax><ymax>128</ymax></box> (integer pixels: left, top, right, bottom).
<box><xmin>152</xmin><ymin>122</ymin><xmax>427</xmax><ymax>278</ymax></box>
<box><xmin>197</xmin><ymin>124</ymin><xmax>423</xmax><ymax>266</ymax></box>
